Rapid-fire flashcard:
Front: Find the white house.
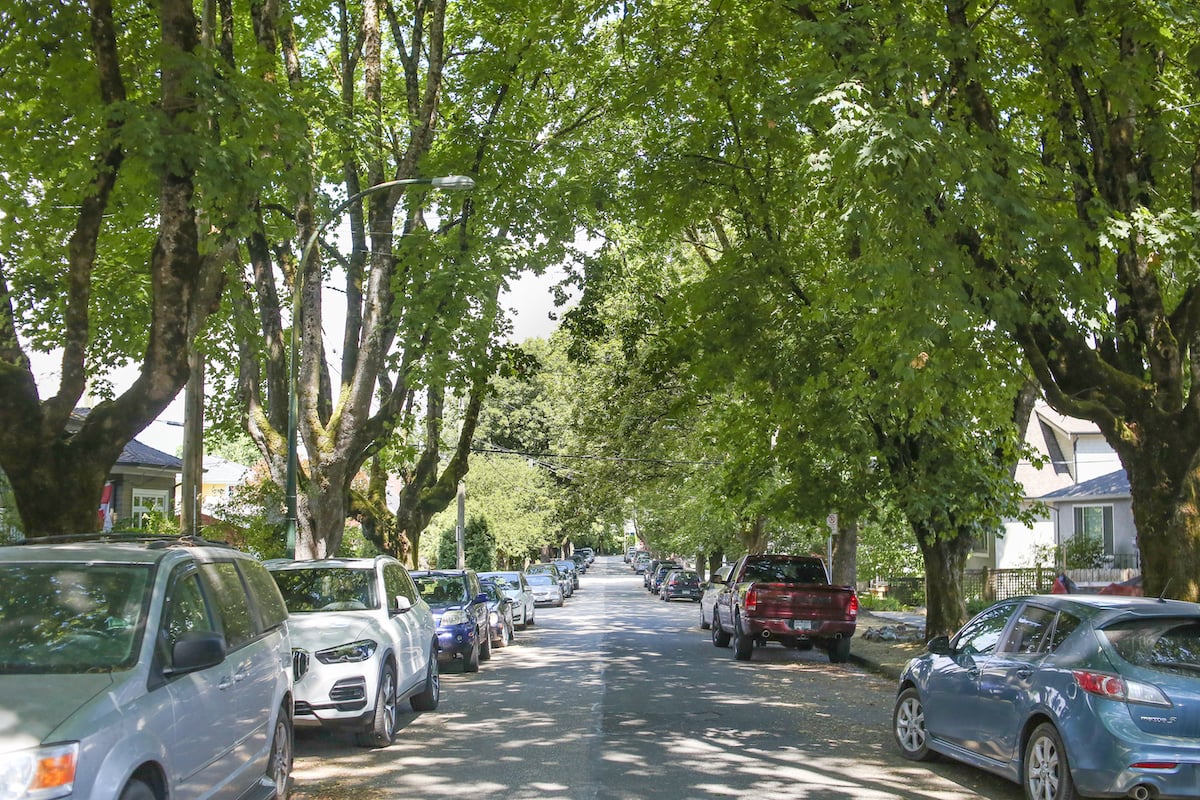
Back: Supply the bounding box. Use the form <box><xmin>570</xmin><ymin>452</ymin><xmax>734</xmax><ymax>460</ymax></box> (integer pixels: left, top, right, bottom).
<box><xmin>983</xmin><ymin>401</ymin><xmax>1135</xmax><ymax>570</ymax></box>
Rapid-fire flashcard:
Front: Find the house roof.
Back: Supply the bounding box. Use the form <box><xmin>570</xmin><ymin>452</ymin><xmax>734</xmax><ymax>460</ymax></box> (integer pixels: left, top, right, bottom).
<box><xmin>1039</xmin><ymin>469</ymin><xmax>1130</xmax><ymax>501</ymax></box>
<box><xmin>118</xmin><ymin>438</ymin><xmax>182</xmax><ymax>470</ymax></box>
<box><xmin>1035</xmin><ymin>401</ymin><xmax>1102</xmax><ymax>436</ymax></box>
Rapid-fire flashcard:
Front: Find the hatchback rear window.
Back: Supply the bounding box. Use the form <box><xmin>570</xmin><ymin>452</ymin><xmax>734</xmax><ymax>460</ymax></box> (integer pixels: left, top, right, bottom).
<box><xmin>1102</xmin><ymin>618</ymin><xmax>1200</xmax><ymax>677</ymax></box>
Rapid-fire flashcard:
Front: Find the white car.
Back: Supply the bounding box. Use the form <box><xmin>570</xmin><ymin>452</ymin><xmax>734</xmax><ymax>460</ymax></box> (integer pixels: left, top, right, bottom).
<box><xmin>267</xmin><ymin>556</ymin><xmax>439</xmax><ymax>747</ymax></box>
<box><xmin>526</xmin><ymin>572</ymin><xmax>564</xmax><ymax>607</ymax></box>
<box><xmin>478</xmin><ymin>571</ymin><xmax>536</xmax><ymax>628</ymax></box>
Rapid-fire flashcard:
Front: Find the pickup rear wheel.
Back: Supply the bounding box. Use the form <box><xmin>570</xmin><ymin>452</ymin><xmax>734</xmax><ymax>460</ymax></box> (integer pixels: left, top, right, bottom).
<box><xmin>733</xmin><ymin>615</ymin><xmax>754</xmax><ymax>661</ymax></box>
<box><xmin>711</xmin><ymin>611</ymin><xmax>731</xmax><ymax>647</ymax></box>
<box><xmin>829</xmin><ymin>637</ymin><xmax>852</xmax><ymax>664</ymax></box>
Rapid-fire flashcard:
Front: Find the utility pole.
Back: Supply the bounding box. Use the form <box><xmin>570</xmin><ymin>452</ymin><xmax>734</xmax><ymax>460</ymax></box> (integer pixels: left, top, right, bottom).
<box><xmin>181</xmin><ymin>352</ymin><xmax>204</xmax><ymax>537</ymax></box>
<box><xmin>455</xmin><ymin>480</ymin><xmax>466</xmax><ymax>568</ymax></box>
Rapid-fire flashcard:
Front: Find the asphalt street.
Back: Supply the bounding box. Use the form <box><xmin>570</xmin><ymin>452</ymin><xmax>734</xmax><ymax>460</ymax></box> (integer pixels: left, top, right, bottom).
<box><xmin>289</xmin><ymin>556</ymin><xmax>1022</xmax><ymax>800</ymax></box>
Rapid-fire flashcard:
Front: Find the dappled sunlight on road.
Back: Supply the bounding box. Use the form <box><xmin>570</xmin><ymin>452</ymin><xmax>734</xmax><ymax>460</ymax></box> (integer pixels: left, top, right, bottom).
<box><xmin>291</xmin><ymin>559</ymin><xmax>1020</xmax><ymax>800</ymax></box>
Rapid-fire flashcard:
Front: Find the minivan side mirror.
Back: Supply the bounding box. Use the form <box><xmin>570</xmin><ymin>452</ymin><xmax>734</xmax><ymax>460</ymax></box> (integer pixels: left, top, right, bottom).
<box><xmin>168</xmin><ymin>631</ymin><xmax>227</xmax><ymax>675</ymax></box>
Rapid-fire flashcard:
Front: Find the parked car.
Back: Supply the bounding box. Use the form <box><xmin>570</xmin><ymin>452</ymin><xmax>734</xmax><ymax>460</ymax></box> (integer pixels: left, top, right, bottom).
<box><xmin>526</xmin><ymin>572</ymin><xmax>564</xmax><ymax>607</ymax></box>
<box><xmin>576</xmin><ymin>547</ymin><xmax>595</xmax><ymax>565</ymax></box>
<box><xmin>699</xmin><ymin>564</ymin><xmax>733</xmax><ymax>629</ymax></box>
<box><xmin>528</xmin><ymin>562</ymin><xmax>572</xmax><ymax>598</ymax></box>
<box><xmin>648</xmin><ymin>561</ymin><xmax>680</xmax><ymax>594</ymax></box>
<box><xmin>554</xmin><ymin>558</ymin><xmax>581</xmax><ymax>590</ymax></box>
<box><xmin>633</xmin><ymin>552</ymin><xmax>652</xmax><ymax>573</ymax></box>
<box><xmin>0</xmin><ymin>536</ymin><xmax>294</xmax><ymax>800</ymax></box>
<box><xmin>267</xmin><ymin>556</ymin><xmax>439</xmax><ymax>747</ymax></box>
<box><xmin>893</xmin><ymin>594</ymin><xmax>1200</xmax><ymax>800</ymax></box>
<box><xmin>478</xmin><ymin>571</ymin><xmax>535</xmax><ymax>628</ymax></box>
<box><xmin>410</xmin><ymin>569</ymin><xmax>491</xmax><ymax>672</ymax></box>
<box><xmin>479</xmin><ymin>580</ymin><xmax>515</xmax><ymax>649</ymax></box>
<box><xmin>660</xmin><ymin>569</ymin><xmax>702</xmax><ymax>602</ymax></box>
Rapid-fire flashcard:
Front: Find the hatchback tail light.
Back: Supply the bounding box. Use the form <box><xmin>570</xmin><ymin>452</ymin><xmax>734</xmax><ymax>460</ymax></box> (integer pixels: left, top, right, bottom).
<box><xmin>1072</xmin><ymin>670</ymin><xmax>1172</xmax><ymax>707</ymax></box>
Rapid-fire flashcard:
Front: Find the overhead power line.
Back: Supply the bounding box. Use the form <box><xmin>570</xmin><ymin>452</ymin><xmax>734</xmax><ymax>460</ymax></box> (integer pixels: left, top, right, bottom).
<box><xmin>470</xmin><ymin>446</ymin><xmax>723</xmax><ymax>467</ymax></box>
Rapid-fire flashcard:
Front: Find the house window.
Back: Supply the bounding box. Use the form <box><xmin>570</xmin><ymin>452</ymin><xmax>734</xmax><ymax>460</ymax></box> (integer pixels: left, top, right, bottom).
<box><xmin>1073</xmin><ymin>505</ymin><xmax>1114</xmax><ymax>555</ymax></box>
<box><xmin>131</xmin><ymin>489</ymin><xmax>170</xmax><ymax>528</ymax></box>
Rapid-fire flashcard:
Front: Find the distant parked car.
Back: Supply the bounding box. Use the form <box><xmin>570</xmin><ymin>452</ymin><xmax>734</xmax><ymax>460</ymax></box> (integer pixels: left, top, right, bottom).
<box><xmin>648</xmin><ymin>562</ymin><xmax>679</xmax><ymax>594</ymax></box>
<box><xmin>699</xmin><ymin>564</ymin><xmax>733</xmax><ymax>629</ymax></box>
<box><xmin>554</xmin><ymin>558</ymin><xmax>581</xmax><ymax>590</ymax></box>
<box><xmin>480</xmin><ymin>580</ymin><xmax>515</xmax><ymax>648</ymax></box>
<box><xmin>478</xmin><ymin>571</ymin><xmax>535</xmax><ymax>628</ymax></box>
<box><xmin>411</xmin><ymin>569</ymin><xmax>491</xmax><ymax>672</ymax></box>
<box><xmin>528</xmin><ymin>562</ymin><xmax>572</xmax><ymax>598</ymax></box>
<box><xmin>660</xmin><ymin>569</ymin><xmax>702</xmax><ymax>602</ymax></box>
<box><xmin>526</xmin><ymin>572</ymin><xmax>564</xmax><ymax>607</ymax></box>
<box><xmin>893</xmin><ymin>594</ymin><xmax>1200</xmax><ymax>800</ymax></box>
<box><xmin>268</xmin><ymin>556</ymin><xmax>440</xmax><ymax>747</ymax></box>
<box><xmin>0</xmin><ymin>536</ymin><xmax>294</xmax><ymax>800</ymax></box>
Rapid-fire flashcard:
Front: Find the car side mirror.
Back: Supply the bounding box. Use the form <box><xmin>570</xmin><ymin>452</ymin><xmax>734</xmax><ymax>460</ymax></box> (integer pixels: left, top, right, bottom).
<box><xmin>927</xmin><ymin>635</ymin><xmax>953</xmax><ymax>656</ymax></box>
<box><xmin>393</xmin><ymin>595</ymin><xmax>413</xmax><ymax>615</ymax></box>
<box><xmin>168</xmin><ymin>631</ymin><xmax>226</xmax><ymax>675</ymax></box>
<box><xmin>474</xmin><ymin>592</ymin><xmax>489</xmax><ymax>605</ymax></box>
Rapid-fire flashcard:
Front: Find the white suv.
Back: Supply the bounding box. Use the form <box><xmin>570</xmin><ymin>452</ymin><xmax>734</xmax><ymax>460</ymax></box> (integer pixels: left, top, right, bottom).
<box><xmin>0</xmin><ymin>536</ymin><xmax>294</xmax><ymax>800</ymax></box>
<box><xmin>266</xmin><ymin>556</ymin><xmax>439</xmax><ymax>747</ymax></box>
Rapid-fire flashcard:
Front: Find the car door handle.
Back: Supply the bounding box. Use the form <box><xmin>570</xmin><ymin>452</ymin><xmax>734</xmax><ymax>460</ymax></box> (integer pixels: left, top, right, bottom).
<box><xmin>967</xmin><ymin>667</ymin><xmax>980</xmax><ymax>679</ymax></box>
<box><xmin>218</xmin><ymin>676</ymin><xmax>234</xmax><ymax>690</ymax></box>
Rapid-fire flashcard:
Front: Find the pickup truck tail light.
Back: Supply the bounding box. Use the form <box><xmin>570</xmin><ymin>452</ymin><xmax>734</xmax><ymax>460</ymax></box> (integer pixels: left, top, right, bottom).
<box><xmin>744</xmin><ymin>588</ymin><xmax>758</xmax><ymax>613</ymax></box>
<box><xmin>847</xmin><ymin>593</ymin><xmax>859</xmax><ymax>619</ymax></box>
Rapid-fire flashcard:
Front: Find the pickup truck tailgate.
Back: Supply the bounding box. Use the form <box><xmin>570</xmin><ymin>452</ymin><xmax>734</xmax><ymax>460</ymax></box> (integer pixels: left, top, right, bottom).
<box><xmin>748</xmin><ymin>582</ymin><xmax>858</xmax><ymax>621</ymax></box>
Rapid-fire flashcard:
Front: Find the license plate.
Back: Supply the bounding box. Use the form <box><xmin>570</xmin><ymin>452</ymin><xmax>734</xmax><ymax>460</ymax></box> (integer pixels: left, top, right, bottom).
<box><xmin>792</xmin><ymin>620</ymin><xmax>814</xmax><ymax>631</ymax></box>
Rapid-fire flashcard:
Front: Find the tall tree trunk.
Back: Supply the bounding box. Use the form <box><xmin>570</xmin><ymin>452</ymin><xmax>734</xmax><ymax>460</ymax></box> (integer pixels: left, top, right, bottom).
<box><xmin>830</xmin><ymin>514</ymin><xmax>858</xmax><ymax>587</ymax></box>
<box><xmin>916</xmin><ymin>524</ymin><xmax>974</xmax><ymax>639</ymax></box>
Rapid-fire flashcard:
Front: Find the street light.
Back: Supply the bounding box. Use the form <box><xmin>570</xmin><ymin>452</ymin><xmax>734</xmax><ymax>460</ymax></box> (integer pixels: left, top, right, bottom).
<box><xmin>285</xmin><ymin>175</ymin><xmax>476</xmax><ymax>558</ymax></box>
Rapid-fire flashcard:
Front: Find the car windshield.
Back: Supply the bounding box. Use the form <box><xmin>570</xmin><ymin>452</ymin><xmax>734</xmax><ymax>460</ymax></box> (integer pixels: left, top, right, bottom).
<box><xmin>414</xmin><ymin>575</ymin><xmax>469</xmax><ymax>608</ymax></box>
<box><xmin>527</xmin><ymin>574</ymin><xmax>554</xmax><ymax>587</ymax></box>
<box><xmin>0</xmin><ymin>562</ymin><xmax>151</xmax><ymax>674</ymax></box>
<box><xmin>271</xmin><ymin>567</ymin><xmax>378</xmax><ymax>612</ymax></box>
<box><xmin>1101</xmin><ymin>617</ymin><xmax>1200</xmax><ymax>677</ymax></box>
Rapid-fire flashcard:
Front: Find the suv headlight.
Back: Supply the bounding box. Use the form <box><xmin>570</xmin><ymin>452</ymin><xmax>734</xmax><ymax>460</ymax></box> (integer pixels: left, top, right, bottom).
<box><xmin>315</xmin><ymin>640</ymin><xmax>378</xmax><ymax>664</ymax></box>
<box><xmin>0</xmin><ymin>742</ymin><xmax>78</xmax><ymax>800</ymax></box>
<box><xmin>441</xmin><ymin>610</ymin><xmax>467</xmax><ymax>626</ymax></box>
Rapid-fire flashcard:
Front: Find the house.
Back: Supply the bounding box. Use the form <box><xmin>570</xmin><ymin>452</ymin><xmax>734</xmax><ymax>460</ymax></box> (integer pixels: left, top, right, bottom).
<box><xmin>982</xmin><ymin>401</ymin><xmax>1136</xmax><ymax>570</ymax></box>
<box><xmin>100</xmin><ymin>437</ymin><xmax>183</xmax><ymax>528</ymax></box>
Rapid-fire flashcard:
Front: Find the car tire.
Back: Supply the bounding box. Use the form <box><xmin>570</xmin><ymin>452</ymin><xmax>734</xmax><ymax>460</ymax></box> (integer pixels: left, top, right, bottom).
<box><xmin>463</xmin><ymin>639</ymin><xmax>481</xmax><ymax>673</ymax></box>
<box><xmin>410</xmin><ymin>644</ymin><xmax>440</xmax><ymax>712</ymax></box>
<box><xmin>556</xmin><ymin>598</ymin><xmax>564</xmax><ymax>607</ymax></box>
<box><xmin>828</xmin><ymin>637</ymin><xmax>852</xmax><ymax>664</ymax></box>
<box><xmin>712</xmin><ymin>610</ymin><xmax>731</xmax><ymax>647</ymax></box>
<box><xmin>268</xmin><ymin>703</ymin><xmax>293</xmax><ymax>798</ymax></box>
<box><xmin>1024</xmin><ymin>723</ymin><xmax>1078</xmax><ymax>800</ymax></box>
<box><xmin>498</xmin><ymin>620</ymin><xmax>511</xmax><ymax>647</ymax></box>
<box><xmin>893</xmin><ymin>687</ymin><xmax>931</xmax><ymax>761</ymax></box>
<box><xmin>355</xmin><ymin>663</ymin><xmax>398</xmax><ymax>747</ymax></box>
<box><xmin>480</xmin><ymin>626</ymin><xmax>493</xmax><ymax>662</ymax></box>
<box><xmin>527</xmin><ymin>607</ymin><xmax>535</xmax><ymax>626</ymax></box>
<box><xmin>700</xmin><ymin>607</ymin><xmax>711</xmax><ymax>630</ymax></box>
<box><xmin>733</xmin><ymin>615</ymin><xmax>754</xmax><ymax>661</ymax></box>
<box><xmin>119</xmin><ymin>779</ymin><xmax>157</xmax><ymax>800</ymax></box>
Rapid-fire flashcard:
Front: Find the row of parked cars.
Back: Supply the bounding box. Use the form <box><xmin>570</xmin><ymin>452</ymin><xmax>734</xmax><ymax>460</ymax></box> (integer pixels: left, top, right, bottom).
<box><xmin>0</xmin><ymin>535</ymin><xmax>595</xmax><ymax>800</ymax></box>
<box><xmin>632</xmin><ymin>554</ymin><xmax>704</xmax><ymax>602</ymax></box>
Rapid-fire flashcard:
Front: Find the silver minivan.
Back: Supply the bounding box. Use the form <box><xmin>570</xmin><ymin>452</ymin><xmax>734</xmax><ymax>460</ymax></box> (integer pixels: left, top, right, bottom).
<box><xmin>0</xmin><ymin>537</ymin><xmax>293</xmax><ymax>800</ymax></box>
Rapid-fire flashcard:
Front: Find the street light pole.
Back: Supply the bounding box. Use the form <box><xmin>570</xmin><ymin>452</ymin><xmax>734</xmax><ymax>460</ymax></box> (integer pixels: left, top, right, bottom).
<box><xmin>285</xmin><ymin>175</ymin><xmax>476</xmax><ymax>559</ymax></box>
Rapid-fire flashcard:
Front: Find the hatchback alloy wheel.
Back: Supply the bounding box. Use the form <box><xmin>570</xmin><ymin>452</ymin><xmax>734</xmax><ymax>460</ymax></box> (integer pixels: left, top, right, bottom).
<box><xmin>892</xmin><ymin>687</ymin><xmax>930</xmax><ymax>761</ymax></box>
<box><xmin>1024</xmin><ymin>723</ymin><xmax>1077</xmax><ymax>800</ymax></box>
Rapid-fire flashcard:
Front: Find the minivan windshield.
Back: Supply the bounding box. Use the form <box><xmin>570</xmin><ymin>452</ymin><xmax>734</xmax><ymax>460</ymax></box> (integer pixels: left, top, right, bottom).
<box><xmin>0</xmin><ymin>563</ymin><xmax>151</xmax><ymax>674</ymax></box>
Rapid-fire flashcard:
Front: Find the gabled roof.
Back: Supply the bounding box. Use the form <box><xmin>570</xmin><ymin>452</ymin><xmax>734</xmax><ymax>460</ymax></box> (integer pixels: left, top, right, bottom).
<box><xmin>117</xmin><ymin>438</ymin><xmax>182</xmax><ymax>470</ymax></box>
<box><xmin>1035</xmin><ymin>402</ymin><xmax>1102</xmax><ymax>437</ymax></box>
<box><xmin>1039</xmin><ymin>469</ymin><xmax>1129</xmax><ymax>501</ymax></box>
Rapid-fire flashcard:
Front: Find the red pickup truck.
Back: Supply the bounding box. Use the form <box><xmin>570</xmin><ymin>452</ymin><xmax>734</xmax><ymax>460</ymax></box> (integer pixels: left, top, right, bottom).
<box><xmin>710</xmin><ymin>553</ymin><xmax>859</xmax><ymax>662</ymax></box>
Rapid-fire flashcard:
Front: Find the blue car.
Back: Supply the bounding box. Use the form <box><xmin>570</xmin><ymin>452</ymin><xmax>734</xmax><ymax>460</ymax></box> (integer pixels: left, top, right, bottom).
<box><xmin>411</xmin><ymin>569</ymin><xmax>491</xmax><ymax>673</ymax></box>
<box><xmin>893</xmin><ymin>594</ymin><xmax>1200</xmax><ymax>800</ymax></box>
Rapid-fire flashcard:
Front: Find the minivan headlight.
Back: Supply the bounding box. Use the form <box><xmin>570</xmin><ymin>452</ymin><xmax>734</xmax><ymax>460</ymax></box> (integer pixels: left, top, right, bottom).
<box><xmin>0</xmin><ymin>742</ymin><xmax>78</xmax><ymax>800</ymax></box>
<box><xmin>315</xmin><ymin>640</ymin><xmax>378</xmax><ymax>664</ymax></box>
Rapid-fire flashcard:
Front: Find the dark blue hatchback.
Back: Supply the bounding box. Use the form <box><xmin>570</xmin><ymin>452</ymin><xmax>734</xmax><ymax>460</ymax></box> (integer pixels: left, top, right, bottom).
<box><xmin>893</xmin><ymin>595</ymin><xmax>1200</xmax><ymax>800</ymax></box>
